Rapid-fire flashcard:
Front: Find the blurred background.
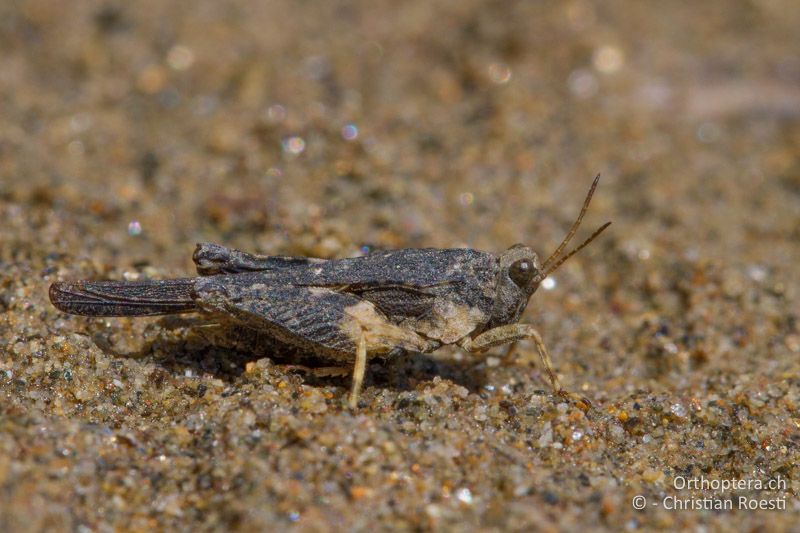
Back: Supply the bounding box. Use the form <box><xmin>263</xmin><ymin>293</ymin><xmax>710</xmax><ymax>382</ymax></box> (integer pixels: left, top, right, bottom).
<box><xmin>3</xmin><ymin>0</ymin><xmax>798</xmax><ymax>264</ymax></box>
<box><xmin>1</xmin><ymin>1</ymin><xmax>798</xmax><ymax>531</ymax></box>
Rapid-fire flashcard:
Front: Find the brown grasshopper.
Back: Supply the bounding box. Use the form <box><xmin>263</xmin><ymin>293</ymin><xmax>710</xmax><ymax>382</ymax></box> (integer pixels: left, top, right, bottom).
<box><xmin>50</xmin><ymin>175</ymin><xmax>610</xmax><ymax>408</ymax></box>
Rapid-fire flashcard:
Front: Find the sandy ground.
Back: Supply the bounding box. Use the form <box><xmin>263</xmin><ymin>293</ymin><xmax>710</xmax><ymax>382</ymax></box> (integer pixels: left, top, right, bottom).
<box><xmin>1</xmin><ymin>0</ymin><xmax>799</xmax><ymax>531</ymax></box>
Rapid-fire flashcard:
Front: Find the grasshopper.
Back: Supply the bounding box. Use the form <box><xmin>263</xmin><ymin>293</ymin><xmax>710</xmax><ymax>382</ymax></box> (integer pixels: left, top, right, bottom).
<box><xmin>50</xmin><ymin>176</ymin><xmax>610</xmax><ymax>408</ymax></box>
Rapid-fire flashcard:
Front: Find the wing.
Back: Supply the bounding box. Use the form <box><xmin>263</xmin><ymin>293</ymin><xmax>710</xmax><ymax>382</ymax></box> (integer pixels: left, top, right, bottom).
<box><xmin>50</xmin><ymin>278</ymin><xmax>196</xmax><ymax>316</ymax></box>
<box><xmin>193</xmin><ymin>280</ymin><xmax>433</xmax><ymax>361</ymax></box>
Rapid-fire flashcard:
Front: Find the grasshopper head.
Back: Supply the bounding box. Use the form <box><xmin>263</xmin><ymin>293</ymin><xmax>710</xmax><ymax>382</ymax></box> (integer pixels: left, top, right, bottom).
<box><xmin>489</xmin><ymin>244</ymin><xmax>544</xmax><ymax>327</ymax></box>
<box><xmin>499</xmin><ymin>244</ymin><xmax>544</xmax><ymax>297</ymax></box>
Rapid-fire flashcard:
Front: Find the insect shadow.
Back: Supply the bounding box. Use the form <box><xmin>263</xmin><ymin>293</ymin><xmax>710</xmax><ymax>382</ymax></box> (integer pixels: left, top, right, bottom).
<box><xmin>93</xmin><ymin>315</ymin><xmax>491</xmax><ymax>395</ymax></box>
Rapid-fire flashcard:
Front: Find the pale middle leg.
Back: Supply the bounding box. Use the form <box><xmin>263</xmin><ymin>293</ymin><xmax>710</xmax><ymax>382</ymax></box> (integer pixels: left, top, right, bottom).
<box><xmin>348</xmin><ymin>331</ymin><xmax>367</xmax><ymax>409</ymax></box>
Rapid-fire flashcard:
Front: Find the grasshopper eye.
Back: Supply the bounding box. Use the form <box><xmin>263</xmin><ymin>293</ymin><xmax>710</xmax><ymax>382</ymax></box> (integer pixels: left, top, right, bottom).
<box><xmin>509</xmin><ymin>258</ymin><xmax>537</xmax><ymax>288</ymax></box>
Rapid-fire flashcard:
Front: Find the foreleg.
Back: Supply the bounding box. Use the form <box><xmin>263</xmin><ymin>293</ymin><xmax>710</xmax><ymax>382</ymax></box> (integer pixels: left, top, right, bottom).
<box><xmin>460</xmin><ymin>324</ymin><xmax>588</xmax><ymax>405</ymax></box>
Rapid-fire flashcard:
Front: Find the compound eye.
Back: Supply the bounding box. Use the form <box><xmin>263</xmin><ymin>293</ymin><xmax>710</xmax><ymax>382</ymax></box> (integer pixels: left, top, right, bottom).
<box><xmin>509</xmin><ymin>258</ymin><xmax>537</xmax><ymax>288</ymax></box>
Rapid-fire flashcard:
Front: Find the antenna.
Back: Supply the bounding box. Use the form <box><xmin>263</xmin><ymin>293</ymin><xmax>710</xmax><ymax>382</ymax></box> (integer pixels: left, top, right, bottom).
<box><xmin>542</xmin><ymin>173</ymin><xmax>602</xmax><ymax>270</ymax></box>
<box><xmin>542</xmin><ymin>222</ymin><xmax>611</xmax><ymax>277</ymax></box>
